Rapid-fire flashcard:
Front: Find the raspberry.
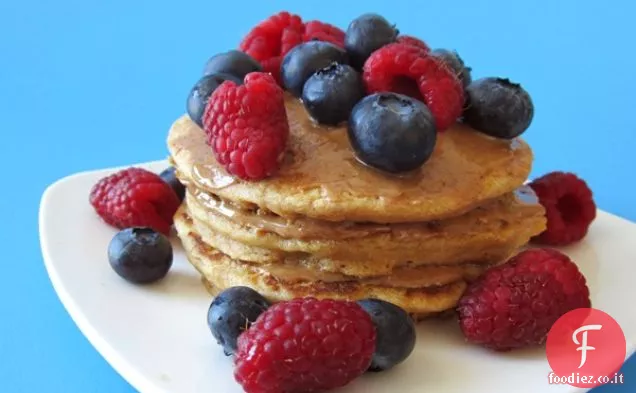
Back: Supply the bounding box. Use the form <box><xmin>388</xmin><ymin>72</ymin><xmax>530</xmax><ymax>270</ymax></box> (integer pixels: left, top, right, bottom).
<box><xmin>234</xmin><ymin>298</ymin><xmax>376</xmax><ymax>393</ymax></box>
<box><xmin>396</xmin><ymin>35</ymin><xmax>430</xmax><ymax>51</ymax></box>
<box><xmin>363</xmin><ymin>43</ymin><xmax>464</xmax><ymax>131</ymax></box>
<box><xmin>529</xmin><ymin>172</ymin><xmax>596</xmax><ymax>246</ymax></box>
<box><xmin>202</xmin><ymin>72</ymin><xmax>289</xmax><ymax>180</ymax></box>
<box><xmin>239</xmin><ymin>12</ymin><xmax>304</xmax><ymax>84</ymax></box>
<box><xmin>303</xmin><ymin>20</ymin><xmax>345</xmax><ymax>47</ymax></box>
<box><xmin>457</xmin><ymin>248</ymin><xmax>591</xmax><ymax>351</ymax></box>
<box><xmin>89</xmin><ymin>168</ymin><xmax>180</xmax><ymax>235</ymax></box>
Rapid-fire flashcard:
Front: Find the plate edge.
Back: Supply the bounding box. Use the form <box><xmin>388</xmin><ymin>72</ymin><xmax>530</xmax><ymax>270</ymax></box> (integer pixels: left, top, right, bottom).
<box><xmin>38</xmin><ymin>166</ymin><xmax>167</xmax><ymax>393</ymax></box>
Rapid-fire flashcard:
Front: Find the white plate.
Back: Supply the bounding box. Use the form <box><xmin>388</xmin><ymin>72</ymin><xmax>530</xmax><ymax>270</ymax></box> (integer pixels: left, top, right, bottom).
<box><xmin>39</xmin><ymin>160</ymin><xmax>636</xmax><ymax>393</ymax></box>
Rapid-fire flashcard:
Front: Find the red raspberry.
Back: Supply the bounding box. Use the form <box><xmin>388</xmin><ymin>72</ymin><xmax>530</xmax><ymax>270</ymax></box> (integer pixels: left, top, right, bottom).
<box><xmin>303</xmin><ymin>20</ymin><xmax>345</xmax><ymax>47</ymax></box>
<box><xmin>202</xmin><ymin>72</ymin><xmax>289</xmax><ymax>180</ymax></box>
<box><xmin>89</xmin><ymin>168</ymin><xmax>180</xmax><ymax>235</ymax></box>
<box><xmin>363</xmin><ymin>43</ymin><xmax>464</xmax><ymax>131</ymax></box>
<box><xmin>457</xmin><ymin>248</ymin><xmax>591</xmax><ymax>351</ymax></box>
<box><xmin>529</xmin><ymin>172</ymin><xmax>596</xmax><ymax>246</ymax></box>
<box><xmin>396</xmin><ymin>35</ymin><xmax>430</xmax><ymax>51</ymax></box>
<box><xmin>239</xmin><ymin>12</ymin><xmax>304</xmax><ymax>84</ymax></box>
<box><xmin>234</xmin><ymin>298</ymin><xmax>376</xmax><ymax>393</ymax></box>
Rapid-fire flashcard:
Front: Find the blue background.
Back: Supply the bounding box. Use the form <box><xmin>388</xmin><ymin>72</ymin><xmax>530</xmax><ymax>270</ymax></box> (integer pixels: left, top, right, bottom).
<box><xmin>1</xmin><ymin>0</ymin><xmax>634</xmax><ymax>391</ymax></box>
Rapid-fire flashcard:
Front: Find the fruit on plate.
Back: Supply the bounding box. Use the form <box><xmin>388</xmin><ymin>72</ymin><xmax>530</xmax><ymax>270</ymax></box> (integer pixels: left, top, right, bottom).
<box><xmin>234</xmin><ymin>297</ymin><xmax>376</xmax><ymax>393</ymax></box>
<box><xmin>89</xmin><ymin>167</ymin><xmax>181</xmax><ymax>236</ymax></box>
<box><xmin>107</xmin><ymin>227</ymin><xmax>173</xmax><ymax>284</ymax></box>
<box><xmin>529</xmin><ymin>171</ymin><xmax>597</xmax><ymax>246</ymax></box>
<box><xmin>357</xmin><ymin>298</ymin><xmax>417</xmax><ymax>372</ymax></box>
<box><xmin>457</xmin><ymin>248</ymin><xmax>591</xmax><ymax>351</ymax></box>
<box><xmin>207</xmin><ymin>286</ymin><xmax>271</xmax><ymax>356</ymax></box>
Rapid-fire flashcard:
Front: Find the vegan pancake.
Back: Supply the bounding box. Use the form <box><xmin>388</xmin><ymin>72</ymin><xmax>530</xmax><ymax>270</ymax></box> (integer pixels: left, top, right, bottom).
<box><xmin>167</xmin><ymin>94</ymin><xmax>534</xmax><ymax>223</ymax></box>
<box><xmin>182</xmin><ymin>186</ymin><xmax>545</xmax><ymax>272</ymax></box>
<box><xmin>175</xmin><ymin>209</ymin><xmax>470</xmax><ymax>316</ymax></box>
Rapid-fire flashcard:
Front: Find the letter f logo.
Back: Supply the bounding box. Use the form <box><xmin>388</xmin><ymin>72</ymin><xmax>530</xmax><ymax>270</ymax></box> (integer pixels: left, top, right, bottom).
<box><xmin>572</xmin><ymin>324</ymin><xmax>603</xmax><ymax>368</ymax></box>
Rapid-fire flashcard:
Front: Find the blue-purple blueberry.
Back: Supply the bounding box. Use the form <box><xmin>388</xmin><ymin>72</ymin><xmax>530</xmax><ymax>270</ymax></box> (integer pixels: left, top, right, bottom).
<box><xmin>348</xmin><ymin>92</ymin><xmax>437</xmax><ymax>173</ymax></box>
<box><xmin>207</xmin><ymin>286</ymin><xmax>271</xmax><ymax>356</ymax></box>
<box><xmin>159</xmin><ymin>166</ymin><xmax>185</xmax><ymax>202</ymax></box>
<box><xmin>463</xmin><ymin>77</ymin><xmax>534</xmax><ymax>139</ymax></box>
<box><xmin>344</xmin><ymin>14</ymin><xmax>398</xmax><ymax>69</ymax></box>
<box><xmin>107</xmin><ymin>228</ymin><xmax>173</xmax><ymax>284</ymax></box>
<box><xmin>357</xmin><ymin>298</ymin><xmax>416</xmax><ymax>372</ymax></box>
<box><xmin>203</xmin><ymin>50</ymin><xmax>261</xmax><ymax>79</ymax></box>
<box><xmin>301</xmin><ymin>63</ymin><xmax>365</xmax><ymax>125</ymax></box>
<box><xmin>281</xmin><ymin>41</ymin><xmax>348</xmax><ymax>97</ymax></box>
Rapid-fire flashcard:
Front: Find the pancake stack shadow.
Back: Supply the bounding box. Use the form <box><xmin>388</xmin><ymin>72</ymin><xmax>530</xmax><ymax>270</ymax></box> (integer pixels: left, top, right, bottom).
<box><xmin>168</xmin><ymin>96</ymin><xmax>546</xmax><ymax>320</ymax></box>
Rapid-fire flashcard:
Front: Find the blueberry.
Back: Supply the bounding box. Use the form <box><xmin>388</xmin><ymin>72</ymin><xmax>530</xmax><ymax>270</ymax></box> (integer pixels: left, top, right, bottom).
<box><xmin>207</xmin><ymin>286</ymin><xmax>270</xmax><ymax>356</ymax></box>
<box><xmin>301</xmin><ymin>63</ymin><xmax>364</xmax><ymax>125</ymax></box>
<box><xmin>202</xmin><ymin>50</ymin><xmax>262</xmax><ymax>79</ymax></box>
<box><xmin>357</xmin><ymin>299</ymin><xmax>416</xmax><ymax>372</ymax></box>
<box><xmin>463</xmin><ymin>77</ymin><xmax>534</xmax><ymax>139</ymax></box>
<box><xmin>107</xmin><ymin>228</ymin><xmax>173</xmax><ymax>284</ymax></box>
<box><xmin>280</xmin><ymin>41</ymin><xmax>348</xmax><ymax>97</ymax></box>
<box><xmin>348</xmin><ymin>93</ymin><xmax>437</xmax><ymax>173</ymax></box>
<box><xmin>344</xmin><ymin>13</ymin><xmax>398</xmax><ymax>69</ymax></box>
<box><xmin>431</xmin><ymin>49</ymin><xmax>472</xmax><ymax>88</ymax></box>
<box><xmin>187</xmin><ymin>73</ymin><xmax>242</xmax><ymax>127</ymax></box>
<box><xmin>159</xmin><ymin>166</ymin><xmax>185</xmax><ymax>202</ymax></box>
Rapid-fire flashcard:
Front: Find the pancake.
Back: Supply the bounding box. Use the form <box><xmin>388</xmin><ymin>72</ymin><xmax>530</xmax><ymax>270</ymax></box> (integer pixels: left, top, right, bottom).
<box><xmin>177</xmin><ymin>204</ymin><xmax>496</xmax><ymax>282</ymax></box>
<box><xmin>168</xmin><ymin>85</ymin><xmax>546</xmax><ymax>318</ymax></box>
<box><xmin>175</xmin><ymin>209</ymin><xmax>469</xmax><ymax>316</ymax></box>
<box><xmin>183</xmin><ymin>186</ymin><xmax>546</xmax><ymax>271</ymax></box>
<box><xmin>167</xmin><ymin>94</ymin><xmax>533</xmax><ymax>223</ymax></box>
<box><xmin>199</xmin><ymin>278</ymin><xmax>455</xmax><ymax>321</ymax></box>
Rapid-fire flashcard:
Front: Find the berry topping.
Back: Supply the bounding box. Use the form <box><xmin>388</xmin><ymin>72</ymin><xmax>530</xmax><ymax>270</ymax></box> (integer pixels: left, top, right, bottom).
<box><xmin>234</xmin><ymin>298</ymin><xmax>376</xmax><ymax>393</ymax></box>
<box><xmin>186</xmin><ymin>73</ymin><xmax>242</xmax><ymax>127</ymax></box>
<box><xmin>357</xmin><ymin>299</ymin><xmax>416</xmax><ymax>372</ymax></box>
<box><xmin>207</xmin><ymin>286</ymin><xmax>270</xmax><ymax>356</ymax></box>
<box><xmin>202</xmin><ymin>72</ymin><xmax>289</xmax><ymax>180</ymax></box>
<box><xmin>239</xmin><ymin>12</ymin><xmax>304</xmax><ymax>84</ymax></box>
<box><xmin>348</xmin><ymin>93</ymin><xmax>437</xmax><ymax>173</ymax></box>
<box><xmin>280</xmin><ymin>40</ymin><xmax>348</xmax><ymax>97</ymax></box>
<box><xmin>529</xmin><ymin>172</ymin><xmax>596</xmax><ymax>246</ymax></box>
<box><xmin>396</xmin><ymin>35</ymin><xmax>430</xmax><ymax>51</ymax></box>
<box><xmin>202</xmin><ymin>50</ymin><xmax>262</xmax><ymax>80</ymax></box>
<box><xmin>430</xmin><ymin>48</ymin><xmax>472</xmax><ymax>88</ymax></box>
<box><xmin>363</xmin><ymin>43</ymin><xmax>464</xmax><ymax>131</ymax></box>
<box><xmin>463</xmin><ymin>77</ymin><xmax>534</xmax><ymax>139</ymax></box>
<box><xmin>89</xmin><ymin>168</ymin><xmax>181</xmax><ymax>235</ymax></box>
<box><xmin>159</xmin><ymin>166</ymin><xmax>185</xmax><ymax>202</ymax></box>
<box><xmin>303</xmin><ymin>20</ymin><xmax>345</xmax><ymax>48</ymax></box>
<box><xmin>457</xmin><ymin>248</ymin><xmax>591</xmax><ymax>351</ymax></box>
<box><xmin>107</xmin><ymin>227</ymin><xmax>173</xmax><ymax>284</ymax></box>
<box><xmin>344</xmin><ymin>13</ymin><xmax>398</xmax><ymax>69</ymax></box>
<box><xmin>301</xmin><ymin>63</ymin><xmax>365</xmax><ymax>125</ymax></box>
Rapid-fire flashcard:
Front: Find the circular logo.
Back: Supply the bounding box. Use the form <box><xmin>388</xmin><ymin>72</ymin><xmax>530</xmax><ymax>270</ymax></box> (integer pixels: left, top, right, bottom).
<box><xmin>546</xmin><ymin>308</ymin><xmax>626</xmax><ymax>388</ymax></box>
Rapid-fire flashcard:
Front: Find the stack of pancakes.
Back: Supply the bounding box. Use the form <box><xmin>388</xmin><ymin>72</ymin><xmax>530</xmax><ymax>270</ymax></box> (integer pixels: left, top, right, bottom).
<box><xmin>168</xmin><ymin>95</ymin><xmax>546</xmax><ymax>319</ymax></box>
